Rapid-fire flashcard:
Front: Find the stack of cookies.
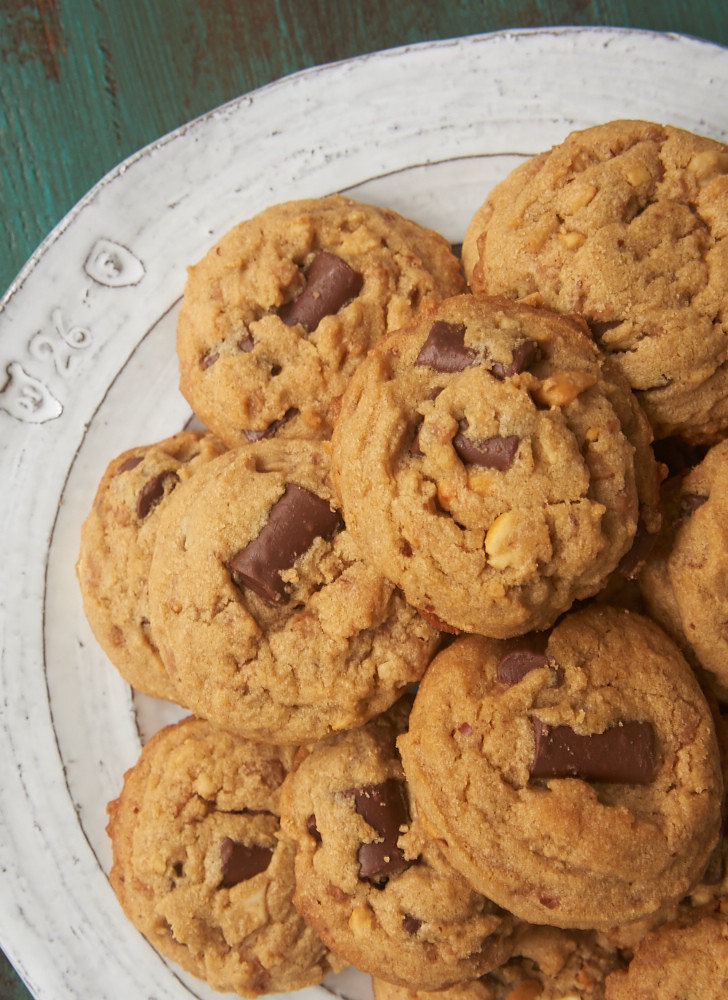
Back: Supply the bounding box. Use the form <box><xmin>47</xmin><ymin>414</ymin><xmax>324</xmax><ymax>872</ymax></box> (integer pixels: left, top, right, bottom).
<box><xmin>77</xmin><ymin>121</ymin><xmax>728</xmax><ymax>999</ymax></box>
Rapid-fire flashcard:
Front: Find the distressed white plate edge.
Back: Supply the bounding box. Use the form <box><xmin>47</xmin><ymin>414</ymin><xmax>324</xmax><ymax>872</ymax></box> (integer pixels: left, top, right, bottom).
<box><xmin>2</xmin><ymin>26</ymin><xmax>728</xmax><ymax>1000</ymax></box>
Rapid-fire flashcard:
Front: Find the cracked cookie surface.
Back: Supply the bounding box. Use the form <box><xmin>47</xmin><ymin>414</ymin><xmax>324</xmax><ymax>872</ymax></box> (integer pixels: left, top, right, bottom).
<box><xmin>76</xmin><ymin>430</ymin><xmax>226</xmax><ymax>700</ymax></box>
<box><xmin>147</xmin><ymin>439</ymin><xmax>439</xmax><ymax>743</ymax></box>
<box><xmin>331</xmin><ymin>293</ymin><xmax>662</xmax><ymax>637</ymax></box>
<box><xmin>279</xmin><ymin>697</ymin><xmax>514</xmax><ymax>990</ymax></box>
<box><xmin>464</xmin><ymin>119</ymin><xmax>728</xmax><ymax>444</ymax></box>
<box><xmin>177</xmin><ymin>194</ymin><xmax>465</xmax><ymax>446</ymax></box>
<box><xmin>397</xmin><ymin>605</ymin><xmax>723</xmax><ymax>929</ymax></box>
<box><xmin>106</xmin><ymin>715</ymin><xmax>338</xmax><ymax>997</ymax></box>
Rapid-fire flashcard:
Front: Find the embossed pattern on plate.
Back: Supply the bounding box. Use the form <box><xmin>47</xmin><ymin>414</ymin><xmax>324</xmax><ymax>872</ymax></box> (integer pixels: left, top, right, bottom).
<box><xmin>1</xmin><ymin>27</ymin><xmax>728</xmax><ymax>1000</ymax></box>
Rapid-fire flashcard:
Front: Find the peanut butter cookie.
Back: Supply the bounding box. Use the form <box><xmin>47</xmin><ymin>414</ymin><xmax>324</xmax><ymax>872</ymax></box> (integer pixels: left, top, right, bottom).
<box><xmin>177</xmin><ymin>194</ymin><xmax>465</xmax><ymax>445</ymax></box>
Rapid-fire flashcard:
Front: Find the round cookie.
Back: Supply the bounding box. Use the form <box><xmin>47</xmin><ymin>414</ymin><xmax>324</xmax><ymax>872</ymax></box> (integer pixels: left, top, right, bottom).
<box><xmin>279</xmin><ymin>696</ymin><xmax>515</xmax><ymax>990</ymax></box>
<box><xmin>76</xmin><ymin>430</ymin><xmax>226</xmax><ymax>700</ymax></box>
<box><xmin>106</xmin><ymin>715</ymin><xmax>340</xmax><ymax>997</ymax></box>
<box><xmin>465</xmin><ymin>119</ymin><xmax>728</xmax><ymax>444</ymax></box>
<box><xmin>177</xmin><ymin>194</ymin><xmax>466</xmax><ymax>446</ymax></box>
<box><xmin>331</xmin><ymin>293</ymin><xmax>662</xmax><ymax>637</ymax></box>
<box><xmin>640</xmin><ymin>439</ymin><xmax>728</xmax><ymax>701</ymax></box>
<box><xmin>148</xmin><ymin>439</ymin><xmax>440</xmax><ymax>743</ymax></box>
<box><xmin>372</xmin><ymin>923</ymin><xmax>624</xmax><ymax>1000</ymax></box>
<box><xmin>397</xmin><ymin>605</ymin><xmax>723</xmax><ymax>929</ymax></box>
<box><xmin>604</xmin><ymin>898</ymin><xmax>728</xmax><ymax>999</ymax></box>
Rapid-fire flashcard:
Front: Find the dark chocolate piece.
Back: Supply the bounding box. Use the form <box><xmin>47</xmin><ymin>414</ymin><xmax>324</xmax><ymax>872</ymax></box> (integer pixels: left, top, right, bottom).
<box><xmin>200</xmin><ymin>349</ymin><xmax>219</xmax><ymax>370</ymax></box>
<box><xmin>118</xmin><ymin>454</ymin><xmax>143</xmax><ymax>473</ymax></box>
<box><xmin>402</xmin><ymin>914</ymin><xmax>422</xmax><ymax>934</ymax></box>
<box><xmin>497</xmin><ymin>632</ymin><xmax>551</xmax><ymax>686</ymax></box>
<box><xmin>229</xmin><ymin>483</ymin><xmax>344</xmax><ymax>603</ymax></box>
<box><xmin>238</xmin><ymin>332</ymin><xmax>254</xmax><ymax>352</ymax></box>
<box><xmin>137</xmin><ymin>471</ymin><xmax>179</xmax><ymax>519</ymax></box>
<box><xmin>219</xmin><ymin>837</ymin><xmax>273</xmax><ymax>888</ymax></box>
<box><xmin>415</xmin><ymin>322</ymin><xmax>477</xmax><ymax>373</ymax></box>
<box><xmin>452</xmin><ymin>420</ymin><xmax>519</xmax><ymax>470</ymax></box>
<box><xmin>278</xmin><ymin>251</ymin><xmax>362</xmax><ymax>332</ymax></box>
<box><xmin>306</xmin><ymin>814</ymin><xmax>322</xmax><ymax>844</ymax></box>
<box><xmin>530</xmin><ymin>718</ymin><xmax>656</xmax><ymax>784</ymax></box>
<box><xmin>491</xmin><ymin>339</ymin><xmax>539</xmax><ymax>379</ymax></box>
<box><xmin>242</xmin><ymin>407</ymin><xmax>299</xmax><ymax>442</ymax></box>
<box><xmin>348</xmin><ymin>779</ymin><xmax>410</xmax><ymax>883</ymax></box>
<box><xmin>681</xmin><ymin>493</ymin><xmax>708</xmax><ymax>516</ymax></box>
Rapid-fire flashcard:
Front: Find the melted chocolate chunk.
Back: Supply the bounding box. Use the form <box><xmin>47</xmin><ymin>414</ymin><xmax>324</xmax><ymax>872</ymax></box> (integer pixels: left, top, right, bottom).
<box><xmin>242</xmin><ymin>407</ymin><xmax>299</xmax><ymax>442</ymax></box>
<box><xmin>306</xmin><ymin>814</ymin><xmax>322</xmax><ymax>843</ymax></box>
<box><xmin>238</xmin><ymin>332</ymin><xmax>254</xmax><ymax>352</ymax></box>
<box><xmin>347</xmin><ymin>779</ymin><xmax>411</xmax><ymax>884</ymax></box>
<box><xmin>118</xmin><ymin>454</ymin><xmax>143</xmax><ymax>473</ymax></box>
<box><xmin>200</xmin><ymin>349</ymin><xmax>219</xmax><ymax>370</ymax></box>
<box><xmin>219</xmin><ymin>837</ymin><xmax>273</xmax><ymax>888</ymax></box>
<box><xmin>415</xmin><ymin>321</ymin><xmax>478</xmax><ymax>373</ymax></box>
<box><xmin>229</xmin><ymin>483</ymin><xmax>344</xmax><ymax>604</ymax></box>
<box><xmin>137</xmin><ymin>471</ymin><xmax>179</xmax><ymax>519</ymax></box>
<box><xmin>497</xmin><ymin>632</ymin><xmax>551</xmax><ymax>686</ymax></box>
<box><xmin>681</xmin><ymin>493</ymin><xmax>708</xmax><ymax>516</ymax></box>
<box><xmin>491</xmin><ymin>339</ymin><xmax>539</xmax><ymax>379</ymax></box>
<box><xmin>278</xmin><ymin>251</ymin><xmax>363</xmax><ymax>332</ymax></box>
<box><xmin>452</xmin><ymin>420</ymin><xmax>520</xmax><ymax>470</ymax></box>
<box><xmin>402</xmin><ymin>914</ymin><xmax>422</xmax><ymax>934</ymax></box>
<box><xmin>530</xmin><ymin>718</ymin><xmax>656</xmax><ymax>784</ymax></box>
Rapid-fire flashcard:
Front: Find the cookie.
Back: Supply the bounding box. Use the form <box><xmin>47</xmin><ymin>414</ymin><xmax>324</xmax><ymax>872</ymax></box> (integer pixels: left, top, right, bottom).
<box><xmin>372</xmin><ymin>923</ymin><xmax>623</xmax><ymax>1000</ymax></box>
<box><xmin>639</xmin><ymin>439</ymin><xmax>728</xmax><ymax>700</ymax></box>
<box><xmin>177</xmin><ymin>194</ymin><xmax>466</xmax><ymax>446</ymax></box>
<box><xmin>331</xmin><ymin>293</ymin><xmax>662</xmax><ymax>637</ymax></box>
<box><xmin>147</xmin><ymin>439</ymin><xmax>440</xmax><ymax>743</ymax></box>
<box><xmin>465</xmin><ymin>119</ymin><xmax>728</xmax><ymax>444</ymax></box>
<box><xmin>279</xmin><ymin>696</ymin><xmax>514</xmax><ymax>990</ymax></box>
<box><xmin>397</xmin><ymin>605</ymin><xmax>723</xmax><ymax>929</ymax></box>
<box><xmin>106</xmin><ymin>715</ymin><xmax>340</xmax><ymax>997</ymax></box>
<box><xmin>76</xmin><ymin>430</ymin><xmax>226</xmax><ymax>700</ymax></box>
<box><xmin>604</xmin><ymin>898</ymin><xmax>728</xmax><ymax>999</ymax></box>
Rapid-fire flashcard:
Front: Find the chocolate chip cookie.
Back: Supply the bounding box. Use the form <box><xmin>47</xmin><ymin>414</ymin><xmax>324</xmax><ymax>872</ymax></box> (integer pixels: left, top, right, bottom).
<box><xmin>106</xmin><ymin>715</ymin><xmax>340</xmax><ymax>997</ymax></box>
<box><xmin>640</xmin><ymin>439</ymin><xmax>728</xmax><ymax>701</ymax></box>
<box><xmin>177</xmin><ymin>194</ymin><xmax>466</xmax><ymax>446</ymax></box>
<box><xmin>279</xmin><ymin>696</ymin><xmax>514</xmax><ymax>990</ymax></box>
<box><xmin>331</xmin><ymin>293</ymin><xmax>662</xmax><ymax>637</ymax></box>
<box><xmin>398</xmin><ymin>605</ymin><xmax>723</xmax><ymax>929</ymax></box>
<box><xmin>604</xmin><ymin>897</ymin><xmax>728</xmax><ymax>999</ymax></box>
<box><xmin>147</xmin><ymin>439</ymin><xmax>440</xmax><ymax>743</ymax></box>
<box><xmin>465</xmin><ymin>119</ymin><xmax>728</xmax><ymax>444</ymax></box>
<box><xmin>76</xmin><ymin>430</ymin><xmax>226</xmax><ymax>700</ymax></box>
<box><xmin>372</xmin><ymin>923</ymin><xmax>624</xmax><ymax>1000</ymax></box>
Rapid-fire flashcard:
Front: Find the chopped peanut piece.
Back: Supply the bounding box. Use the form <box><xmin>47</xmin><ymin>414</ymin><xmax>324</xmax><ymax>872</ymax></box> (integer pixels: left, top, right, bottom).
<box><xmin>558</xmin><ymin>231</ymin><xmax>586</xmax><ymax>250</ymax></box>
<box><xmin>532</xmin><ymin>370</ymin><xmax>597</xmax><ymax>408</ymax></box>
<box><xmin>193</xmin><ymin>772</ymin><xmax>217</xmax><ymax>798</ymax></box>
<box><xmin>625</xmin><ymin>162</ymin><xmax>652</xmax><ymax>187</ymax></box>
<box><xmin>503</xmin><ymin>982</ymin><xmax>543</xmax><ymax>1000</ymax></box>
<box><xmin>484</xmin><ymin>511</ymin><xmax>519</xmax><ymax>569</ymax></box>
<box><xmin>348</xmin><ymin>902</ymin><xmax>376</xmax><ymax>937</ymax></box>
<box><xmin>688</xmin><ymin>149</ymin><xmax>728</xmax><ymax>185</ymax></box>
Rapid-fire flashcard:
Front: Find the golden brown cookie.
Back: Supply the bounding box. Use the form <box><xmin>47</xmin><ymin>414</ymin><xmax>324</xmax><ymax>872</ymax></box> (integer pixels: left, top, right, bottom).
<box><xmin>331</xmin><ymin>293</ymin><xmax>662</xmax><ymax>637</ymax></box>
<box><xmin>397</xmin><ymin>605</ymin><xmax>723</xmax><ymax>930</ymax></box>
<box><xmin>372</xmin><ymin>922</ymin><xmax>624</xmax><ymax>1000</ymax></box>
<box><xmin>604</xmin><ymin>898</ymin><xmax>728</xmax><ymax>999</ymax></box>
<box><xmin>148</xmin><ymin>439</ymin><xmax>440</xmax><ymax>743</ymax></box>
<box><xmin>177</xmin><ymin>194</ymin><xmax>466</xmax><ymax>446</ymax></box>
<box><xmin>279</xmin><ymin>696</ymin><xmax>514</xmax><ymax>990</ymax></box>
<box><xmin>465</xmin><ymin>119</ymin><xmax>728</xmax><ymax>444</ymax></box>
<box><xmin>639</xmin><ymin>439</ymin><xmax>728</xmax><ymax>701</ymax></box>
<box><xmin>76</xmin><ymin>430</ymin><xmax>226</xmax><ymax>700</ymax></box>
<box><xmin>106</xmin><ymin>716</ymin><xmax>341</xmax><ymax>997</ymax></box>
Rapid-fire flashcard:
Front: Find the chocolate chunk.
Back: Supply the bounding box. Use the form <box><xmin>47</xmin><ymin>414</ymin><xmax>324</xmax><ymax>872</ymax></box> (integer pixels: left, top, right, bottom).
<box><xmin>681</xmin><ymin>493</ymin><xmax>708</xmax><ymax>516</ymax></box>
<box><xmin>242</xmin><ymin>407</ymin><xmax>299</xmax><ymax>442</ymax></box>
<box><xmin>402</xmin><ymin>914</ymin><xmax>422</xmax><ymax>934</ymax></box>
<box><xmin>137</xmin><ymin>471</ymin><xmax>179</xmax><ymax>519</ymax></box>
<box><xmin>238</xmin><ymin>332</ymin><xmax>254</xmax><ymax>352</ymax></box>
<box><xmin>497</xmin><ymin>632</ymin><xmax>551</xmax><ymax>686</ymax></box>
<box><xmin>219</xmin><ymin>837</ymin><xmax>273</xmax><ymax>888</ymax></box>
<box><xmin>229</xmin><ymin>483</ymin><xmax>344</xmax><ymax>603</ymax></box>
<box><xmin>348</xmin><ymin>779</ymin><xmax>411</xmax><ymax>883</ymax></box>
<box><xmin>200</xmin><ymin>349</ymin><xmax>219</xmax><ymax>370</ymax></box>
<box><xmin>306</xmin><ymin>814</ymin><xmax>322</xmax><ymax>843</ymax></box>
<box><xmin>530</xmin><ymin>718</ymin><xmax>656</xmax><ymax>784</ymax></box>
<box><xmin>118</xmin><ymin>454</ymin><xmax>143</xmax><ymax>473</ymax></box>
<box><xmin>415</xmin><ymin>322</ymin><xmax>477</xmax><ymax>373</ymax></box>
<box><xmin>617</xmin><ymin>525</ymin><xmax>659</xmax><ymax>580</ymax></box>
<box><xmin>491</xmin><ymin>339</ymin><xmax>539</xmax><ymax>379</ymax></box>
<box><xmin>452</xmin><ymin>420</ymin><xmax>519</xmax><ymax>470</ymax></box>
<box><xmin>278</xmin><ymin>251</ymin><xmax>363</xmax><ymax>332</ymax></box>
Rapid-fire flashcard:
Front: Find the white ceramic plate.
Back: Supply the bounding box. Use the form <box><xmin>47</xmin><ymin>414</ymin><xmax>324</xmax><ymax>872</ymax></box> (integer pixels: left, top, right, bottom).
<box><xmin>2</xmin><ymin>26</ymin><xmax>728</xmax><ymax>1000</ymax></box>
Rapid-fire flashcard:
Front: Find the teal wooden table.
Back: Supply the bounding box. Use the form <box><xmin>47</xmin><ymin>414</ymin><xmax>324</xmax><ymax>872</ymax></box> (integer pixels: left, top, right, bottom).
<box><xmin>2</xmin><ymin>2</ymin><xmax>728</xmax><ymax>998</ymax></box>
